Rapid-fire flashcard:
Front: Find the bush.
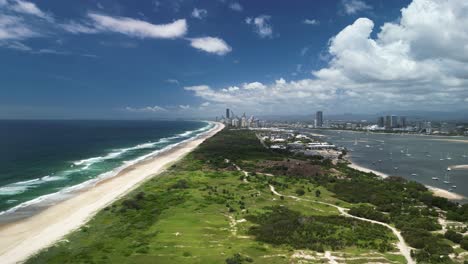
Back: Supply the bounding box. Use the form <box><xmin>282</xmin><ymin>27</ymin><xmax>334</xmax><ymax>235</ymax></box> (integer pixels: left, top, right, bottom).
<box><xmin>225</xmin><ymin>253</ymin><xmax>253</xmax><ymax>264</ymax></box>
<box><xmin>461</xmin><ymin>237</ymin><xmax>468</xmax><ymax>250</ymax></box>
<box><xmin>295</xmin><ymin>189</ymin><xmax>305</xmax><ymax>196</ymax></box>
<box><xmin>444</xmin><ymin>230</ymin><xmax>463</xmax><ymax>244</ymax></box>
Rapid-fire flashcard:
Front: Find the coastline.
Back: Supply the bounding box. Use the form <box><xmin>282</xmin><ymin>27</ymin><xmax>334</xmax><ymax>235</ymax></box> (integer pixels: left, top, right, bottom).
<box><xmin>0</xmin><ymin>122</ymin><xmax>224</xmax><ymax>264</ymax></box>
<box><xmin>346</xmin><ymin>159</ymin><xmax>466</xmax><ymax>201</ymax></box>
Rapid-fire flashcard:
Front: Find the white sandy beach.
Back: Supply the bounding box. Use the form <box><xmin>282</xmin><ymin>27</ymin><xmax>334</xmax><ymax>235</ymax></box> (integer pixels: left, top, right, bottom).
<box><xmin>347</xmin><ymin>161</ymin><xmax>465</xmax><ymax>201</ymax></box>
<box><xmin>0</xmin><ymin>122</ymin><xmax>224</xmax><ymax>264</ymax></box>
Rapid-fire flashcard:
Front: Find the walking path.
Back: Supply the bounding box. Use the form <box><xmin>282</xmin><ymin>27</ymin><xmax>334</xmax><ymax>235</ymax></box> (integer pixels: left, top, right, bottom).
<box><xmin>268</xmin><ymin>184</ymin><xmax>414</xmax><ymax>264</ymax></box>
<box><xmin>228</xmin><ymin>160</ymin><xmax>415</xmax><ymax>264</ymax></box>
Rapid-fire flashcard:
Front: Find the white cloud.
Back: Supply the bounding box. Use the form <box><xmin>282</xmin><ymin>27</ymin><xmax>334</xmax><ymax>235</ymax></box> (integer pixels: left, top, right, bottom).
<box><xmin>9</xmin><ymin>0</ymin><xmax>53</xmax><ymax>21</ymax></box>
<box><xmin>303</xmin><ymin>19</ymin><xmax>319</xmax><ymax>25</ymax></box>
<box><xmin>189</xmin><ymin>36</ymin><xmax>232</xmax><ymax>55</ymax></box>
<box><xmin>166</xmin><ymin>79</ymin><xmax>179</xmax><ymax>85</ymax></box>
<box><xmin>191</xmin><ymin>8</ymin><xmax>207</xmax><ymax>19</ymax></box>
<box><xmin>342</xmin><ymin>0</ymin><xmax>372</xmax><ymax>15</ymax></box>
<box><xmin>60</xmin><ymin>21</ymin><xmax>100</xmax><ymax>34</ymax></box>
<box><xmin>125</xmin><ymin>106</ymin><xmax>167</xmax><ymax>112</ymax></box>
<box><xmin>179</xmin><ymin>104</ymin><xmax>190</xmax><ymax>110</ymax></box>
<box><xmin>0</xmin><ymin>14</ymin><xmax>37</xmax><ymax>40</ymax></box>
<box><xmin>242</xmin><ymin>82</ymin><xmax>266</xmax><ymax>90</ymax></box>
<box><xmin>200</xmin><ymin>102</ymin><xmax>210</xmax><ymax>107</ymax></box>
<box><xmin>88</xmin><ymin>13</ymin><xmax>187</xmax><ymax>39</ymax></box>
<box><xmin>186</xmin><ymin>0</ymin><xmax>468</xmax><ymax>114</ymax></box>
<box><xmin>229</xmin><ymin>2</ymin><xmax>243</xmax><ymax>12</ymax></box>
<box><xmin>245</xmin><ymin>15</ymin><xmax>273</xmax><ymax>38</ymax></box>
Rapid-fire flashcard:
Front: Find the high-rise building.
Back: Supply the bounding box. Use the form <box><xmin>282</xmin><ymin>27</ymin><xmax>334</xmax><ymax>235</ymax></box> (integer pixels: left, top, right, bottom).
<box><xmin>399</xmin><ymin>116</ymin><xmax>407</xmax><ymax>128</ymax></box>
<box><xmin>385</xmin><ymin>115</ymin><xmax>392</xmax><ymax>129</ymax></box>
<box><xmin>241</xmin><ymin>113</ymin><xmax>248</xmax><ymax>128</ymax></box>
<box><xmin>377</xmin><ymin>116</ymin><xmax>385</xmax><ymax>128</ymax></box>
<box><xmin>391</xmin><ymin>115</ymin><xmax>398</xmax><ymax>128</ymax></box>
<box><xmin>226</xmin><ymin>108</ymin><xmax>230</xmax><ymax>119</ymax></box>
<box><xmin>316</xmin><ymin>111</ymin><xmax>323</xmax><ymax>127</ymax></box>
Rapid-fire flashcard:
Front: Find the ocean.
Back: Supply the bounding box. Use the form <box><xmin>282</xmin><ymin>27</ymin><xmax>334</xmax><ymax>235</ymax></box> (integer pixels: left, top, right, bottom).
<box><xmin>0</xmin><ymin>120</ymin><xmax>213</xmax><ymax>221</ymax></box>
<box><xmin>311</xmin><ymin>129</ymin><xmax>468</xmax><ymax>202</ymax></box>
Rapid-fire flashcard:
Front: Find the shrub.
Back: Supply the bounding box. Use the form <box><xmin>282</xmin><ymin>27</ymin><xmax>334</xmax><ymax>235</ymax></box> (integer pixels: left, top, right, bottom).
<box><xmin>295</xmin><ymin>189</ymin><xmax>305</xmax><ymax>196</ymax></box>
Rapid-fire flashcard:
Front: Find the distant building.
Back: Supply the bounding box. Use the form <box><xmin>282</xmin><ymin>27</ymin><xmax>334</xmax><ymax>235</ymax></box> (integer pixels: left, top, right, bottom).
<box><xmin>385</xmin><ymin>116</ymin><xmax>392</xmax><ymax>129</ymax></box>
<box><xmin>399</xmin><ymin>116</ymin><xmax>407</xmax><ymax>128</ymax></box>
<box><xmin>377</xmin><ymin>116</ymin><xmax>385</xmax><ymax>128</ymax></box>
<box><xmin>226</xmin><ymin>108</ymin><xmax>230</xmax><ymax>119</ymax></box>
<box><xmin>391</xmin><ymin>115</ymin><xmax>398</xmax><ymax>128</ymax></box>
<box><xmin>316</xmin><ymin>111</ymin><xmax>323</xmax><ymax>127</ymax></box>
<box><xmin>241</xmin><ymin>113</ymin><xmax>248</xmax><ymax>128</ymax></box>
<box><xmin>232</xmin><ymin>117</ymin><xmax>240</xmax><ymax>127</ymax></box>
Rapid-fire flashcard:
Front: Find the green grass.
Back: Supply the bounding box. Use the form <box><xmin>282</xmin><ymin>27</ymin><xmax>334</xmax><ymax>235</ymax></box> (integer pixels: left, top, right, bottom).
<box><xmin>28</xmin><ymin>129</ymin><xmax>460</xmax><ymax>264</ymax></box>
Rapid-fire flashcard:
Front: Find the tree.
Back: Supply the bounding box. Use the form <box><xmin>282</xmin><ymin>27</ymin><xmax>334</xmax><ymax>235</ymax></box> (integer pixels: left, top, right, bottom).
<box><xmin>315</xmin><ymin>189</ymin><xmax>321</xmax><ymax>198</ymax></box>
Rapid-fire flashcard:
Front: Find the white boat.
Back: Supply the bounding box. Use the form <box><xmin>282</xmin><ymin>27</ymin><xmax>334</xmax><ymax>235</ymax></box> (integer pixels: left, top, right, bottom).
<box><xmin>447</xmin><ymin>167</ymin><xmax>451</xmax><ymax>171</ymax></box>
<box><xmin>446</xmin><ymin>153</ymin><xmax>452</xmax><ymax>160</ymax></box>
<box><xmin>452</xmin><ymin>185</ymin><xmax>457</xmax><ymax>189</ymax></box>
<box><xmin>394</xmin><ymin>167</ymin><xmax>399</xmax><ymax>170</ymax></box>
<box><xmin>365</xmin><ymin>145</ymin><xmax>371</xmax><ymax>148</ymax></box>
<box><xmin>432</xmin><ymin>177</ymin><xmax>439</xmax><ymax>180</ymax></box>
<box><xmin>443</xmin><ymin>172</ymin><xmax>450</xmax><ymax>184</ymax></box>
<box><xmin>411</xmin><ymin>173</ymin><xmax>417</xmax><ymax>176</ymax></box>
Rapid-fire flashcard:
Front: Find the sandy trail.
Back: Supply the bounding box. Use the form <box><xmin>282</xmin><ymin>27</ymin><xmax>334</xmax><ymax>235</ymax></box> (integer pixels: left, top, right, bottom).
<box><xmin>268</xmin><ymin>184</ymin><xmax>415</xmax><ymax>264</ymax></box>
<box><xmin>0</xmin><ymin>122</ymin><xmax>224</xmax><ymax>264</ymax></box>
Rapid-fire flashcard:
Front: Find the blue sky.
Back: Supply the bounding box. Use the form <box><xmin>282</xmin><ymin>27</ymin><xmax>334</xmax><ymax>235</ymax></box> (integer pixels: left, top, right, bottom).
<box><xmin>1</xmin><ymin>0</ymin><xmax>468</xmax><ymax>119</ymax></box>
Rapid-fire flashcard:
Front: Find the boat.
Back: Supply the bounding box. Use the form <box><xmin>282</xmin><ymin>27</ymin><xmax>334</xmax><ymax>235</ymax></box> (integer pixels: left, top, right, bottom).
<box><xmin>411</xmin><ymin>173</ymin><xmax>417</xmax><ymax>176</ymax></box>
<box><xmin>432</xmin><ymin>177</ymin><xmax>439</xmax><ymax>180</ymax></box>
<box><xmin>394</xmin><ymin>167</ymin><xmax>399</xmax><ymax>170</ymax></box>
<box><xmin>365</xmin><ymin>145</ymin><xmax>371</xmax><ymax>148</ymax></box>
<box><xmin>447</xmin><ymin>167</ymin><xmax>451</xmax><ymax>171</ymax></box>
<box><xmin>449</xmin><ymin>188</ymin><xmax>453</xmax><ymax>192</ymax></box>
<box><xmin>405</xmin><ymin>147</ymin><xmax>411</xmax><ymax>157</ymax></box>
<box><xmin>443</xmin><ymin>172</ymin><xmax>450</xmax><ymax>184</ymax></box>
<box><xmin>452</xmin><ymin>185</ymin><xmax>457</xmax><ymax>189</ymax></box>
<box><xmin>446</xmin><ymin>153</ymin><xmax>452</xmax><ymax>160</ymax></box>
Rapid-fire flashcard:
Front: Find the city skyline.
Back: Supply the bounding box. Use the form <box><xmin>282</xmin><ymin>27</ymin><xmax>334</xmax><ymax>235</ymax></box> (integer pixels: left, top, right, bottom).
<box><xmin>2</xmin><ymin>0</ymin><xmax>468</xmax><ymax>119</ymax></box>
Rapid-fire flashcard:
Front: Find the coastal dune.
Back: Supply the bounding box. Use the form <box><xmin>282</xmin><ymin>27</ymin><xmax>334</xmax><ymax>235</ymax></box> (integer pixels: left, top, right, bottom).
<box><xmin>0</xmin><ymin>122</ymin><xmax>224</xmax><ymax>264</ymax></box>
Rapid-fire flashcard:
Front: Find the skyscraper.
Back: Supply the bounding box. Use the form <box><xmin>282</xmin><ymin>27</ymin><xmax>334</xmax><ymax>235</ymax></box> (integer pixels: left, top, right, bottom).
<box><xmin>377</xmin><ymin>116</ymin><xmax>385</xmax><ymax>128</ymax></box>
<box><xmin>385</xmin><ymin>115</ymin><xmax>392</xmax><ymax>129</ymax></box>
<box><xmin>226</xmin><ymin>108</ymin><xmax>230</xmax><ymax>119</ymax></box>
<box><xmin>316</xmin><ymin>111</ymin><xmax>323</xmax><ymax>127</ymax></box>
<box><xmin>399</xmin><ymin>116</ymin><xmax>407</xmax><ymax>128</ymax></box>
<box><xmin>391</xmin><ymin>115</ymin><xmax>398</xmax><ymax>128</ymax></box>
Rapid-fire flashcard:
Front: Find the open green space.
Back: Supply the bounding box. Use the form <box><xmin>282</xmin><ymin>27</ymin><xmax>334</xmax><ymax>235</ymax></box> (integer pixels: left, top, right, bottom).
<box><xmin>26</xmin><ymin>129</ymin><xmax>467</xmax><ymax>264</ymax></box>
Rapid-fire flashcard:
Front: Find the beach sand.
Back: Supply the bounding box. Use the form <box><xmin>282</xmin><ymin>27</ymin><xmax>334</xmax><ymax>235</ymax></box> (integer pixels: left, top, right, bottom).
<box><xmin>0</xmin><ymin>122</ymin><xmax>224</xmax><ymax>264</ymax></box>
<box><xmin>347</xmin><ymin>160</ymin><xmax>466</xmax><ymax>201</ymax></box>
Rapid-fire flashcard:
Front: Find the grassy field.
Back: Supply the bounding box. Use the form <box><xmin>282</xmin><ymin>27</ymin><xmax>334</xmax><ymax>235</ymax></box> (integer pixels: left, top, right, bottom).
<box><xmin>26</xmin><ymin>129</ymin><xmax>466</xmax><ymax>264</ymax></box>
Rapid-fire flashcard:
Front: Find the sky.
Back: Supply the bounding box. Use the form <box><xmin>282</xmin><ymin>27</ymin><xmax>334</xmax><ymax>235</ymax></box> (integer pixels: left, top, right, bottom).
<box><xmin>1</xmin><ymin>0</ymin><xmax>468</xmax><ymax>119</ymax></box>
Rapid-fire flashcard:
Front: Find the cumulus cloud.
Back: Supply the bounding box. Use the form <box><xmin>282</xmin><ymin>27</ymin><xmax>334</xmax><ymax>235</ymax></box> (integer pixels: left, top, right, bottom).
<box><xmin>303</xmin><ymin>19</ymin><xmax>319</xmax><ymax>25</ymax></box>
<box><xmin>179</xmin><ymin>105</ymin><xmax>190</xmax><ymax>110</ymax></box>
<box><xmin>229</xmin><ymin>2</ymin><xmax>243</xmax><ymax>12</ymax></box>
<box><xmin>243</xmin><ymin>82</ymin><xmax>266</xmax><ymax>90</ymax></box>
<box><xmin>186</xmin><ymin>0</ymin><xmax>468</xmax><ymax>114</ymax></box>
<box><xmin>191</xmin><ymin>8</ymin><xmax>207</xmax><ymax>19</ymax></box>
<box><xmin>189</xmin><ymin>36</ymin><xmax>232</xmax><ymax>55</ymax></box>
<box><xmin>341</xmin><ymin>0</ymin><xmax>372</xmax><ymax>15</ymax></box>
<box><xmin>125</xmin><ymin>106</ymin><xmax>167</xmax><ymax>112</ymax></box>
<box><xmin>245</xmin><ymin>15</ymin><xmax>273</xmax><ymax>38</ymax></box>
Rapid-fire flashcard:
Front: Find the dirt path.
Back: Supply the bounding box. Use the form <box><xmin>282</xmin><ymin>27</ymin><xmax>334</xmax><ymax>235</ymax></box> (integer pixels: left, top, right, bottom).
<box><xmin>228</xmin><ymin>160</ymin><xmax>415</xmax><ymax>264</ymax></box>
<box><xmin>268</xmin><ymin>184</ymin><xmax>414</xmax><ymax>264</ymax></box>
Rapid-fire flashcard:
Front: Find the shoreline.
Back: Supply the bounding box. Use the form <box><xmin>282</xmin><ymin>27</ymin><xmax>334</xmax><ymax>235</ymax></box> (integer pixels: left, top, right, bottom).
<box><xmin>346</xmin><ymin>159</ymin><xmax>466</xmax><ymax>201</ymax></box>
<box><xmin>0</xmin><ymin>122</ymin><xmax>224</xmax><ymax>264</ymax></box>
